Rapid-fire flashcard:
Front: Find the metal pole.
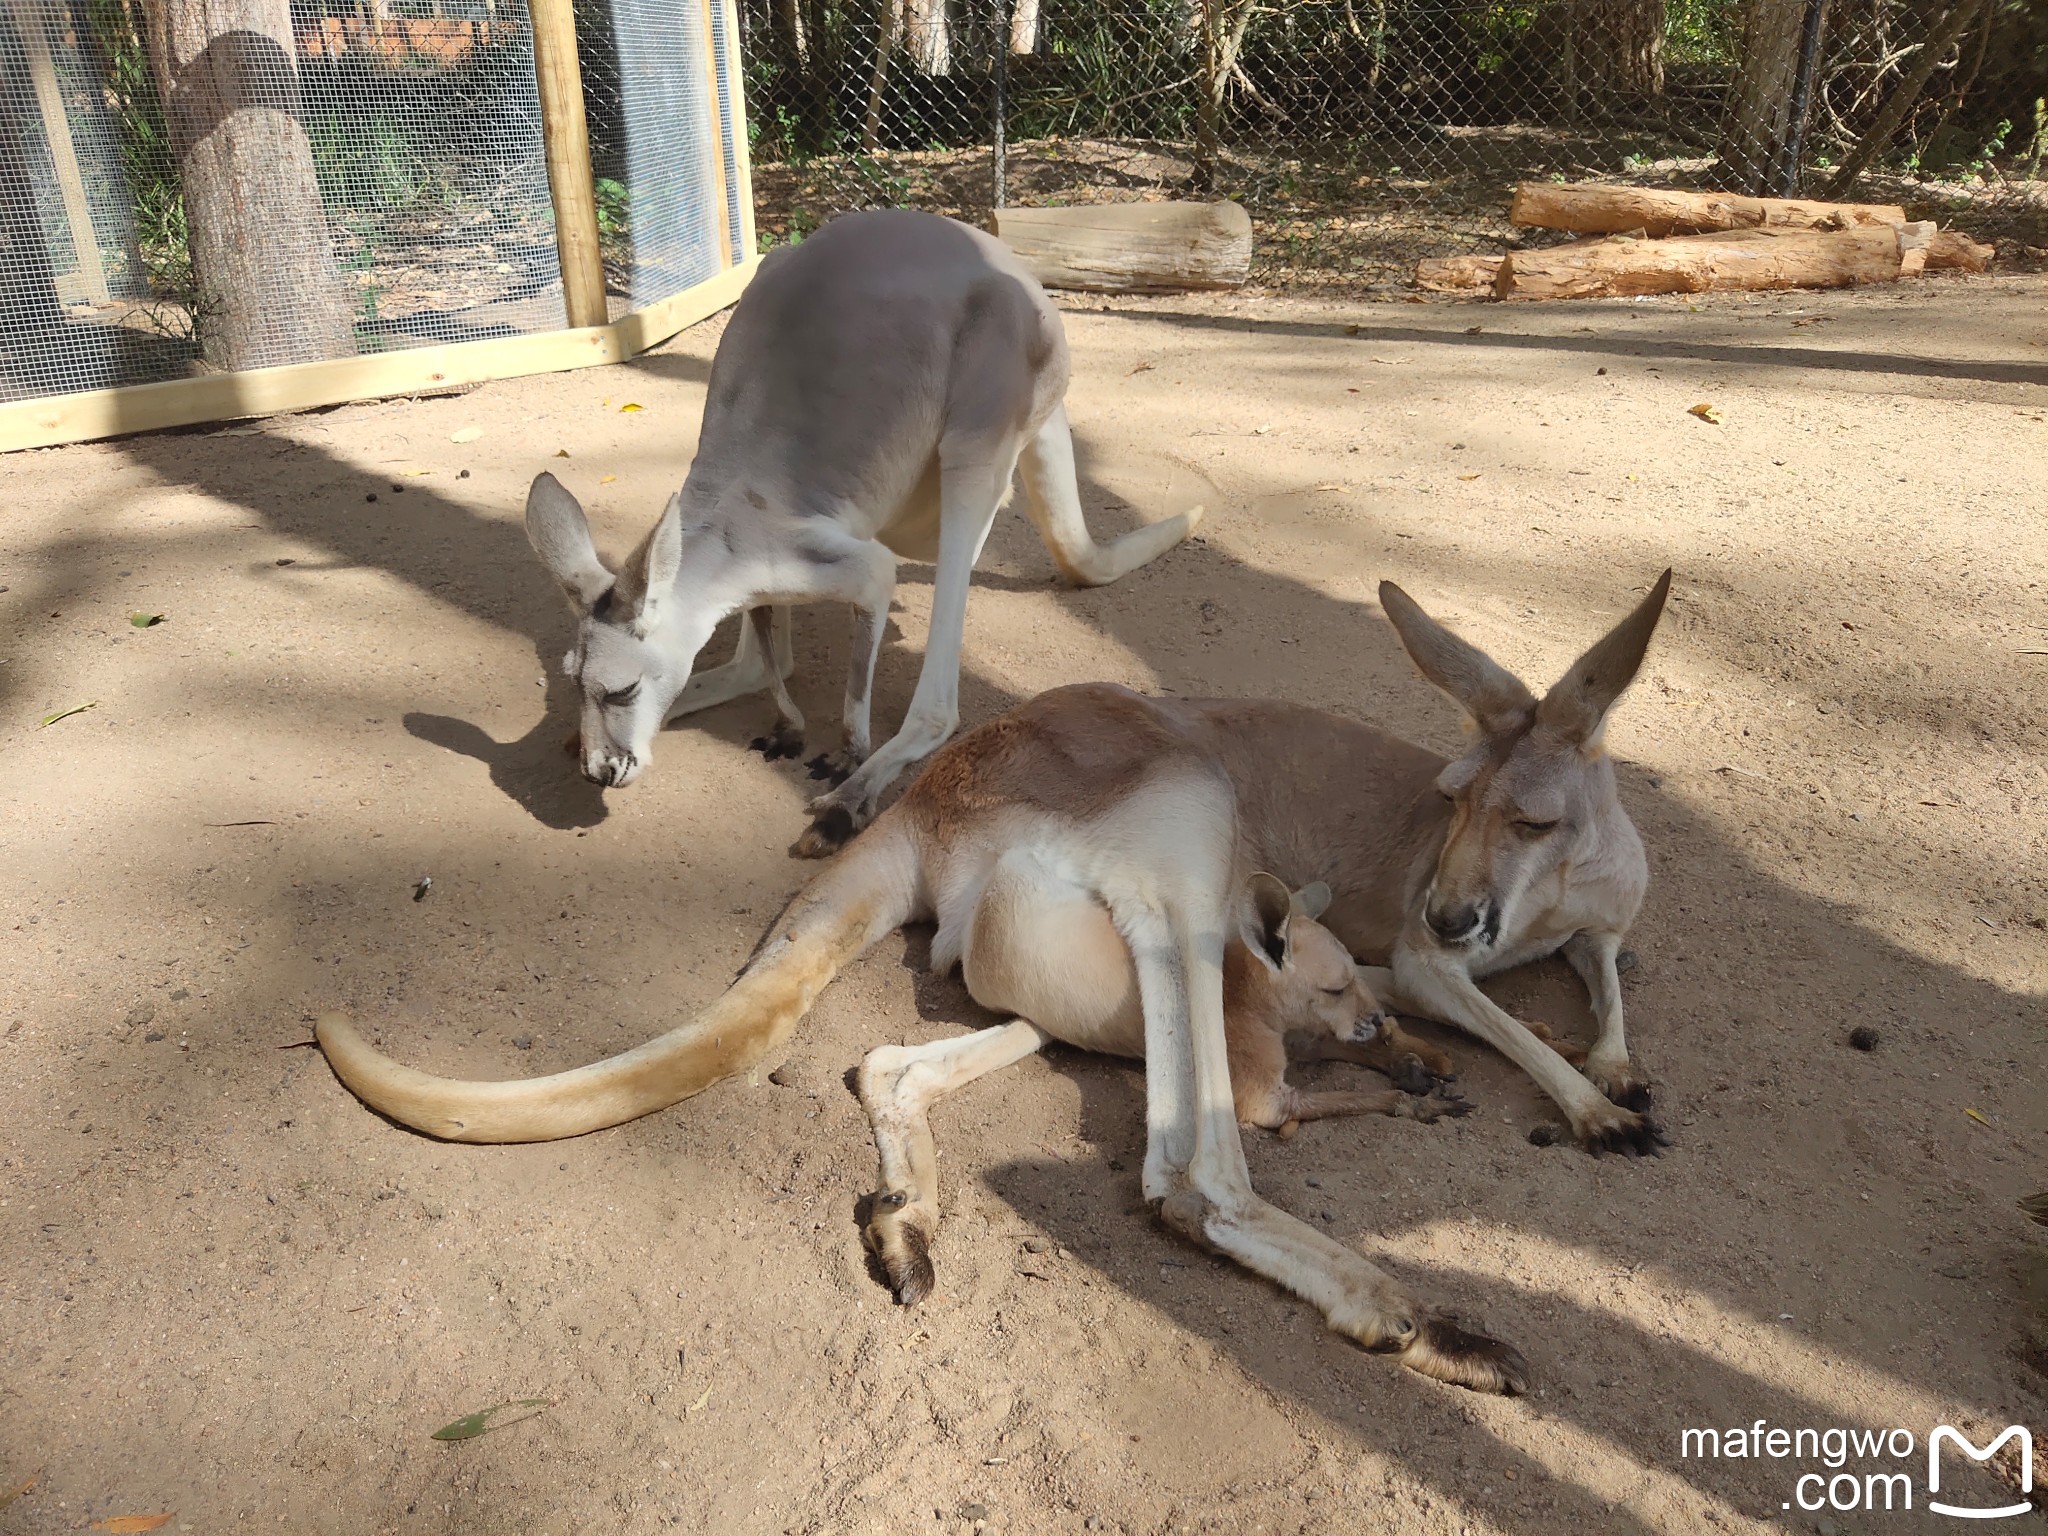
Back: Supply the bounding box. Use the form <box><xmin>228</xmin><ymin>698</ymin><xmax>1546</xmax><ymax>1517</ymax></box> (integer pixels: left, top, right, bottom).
<box><xmin>529</xmin><ymin>0</ymin><xmax>610</xmax><ymax>329</ymax></box>
<box><xmin>1778</xmin><ymin>0</ymin><xmax>1829</xmax><ymax>197</ymax></box>
<box><xmin>991</xmin><ymin>0</ymin><xmax>1008</xmax><ymax>212</ymax></box>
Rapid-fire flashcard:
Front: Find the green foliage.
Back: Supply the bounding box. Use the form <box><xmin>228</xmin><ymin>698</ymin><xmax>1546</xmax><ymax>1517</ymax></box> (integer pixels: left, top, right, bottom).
<box><xmin>82</xmin><ymin>0</ymin><xmax>191</xmax><ymax>312</ymax></box>
<box><xmin>306</xmin><ymin>111</ymin><xmax>455</xmax><ymax>215</ymax></box>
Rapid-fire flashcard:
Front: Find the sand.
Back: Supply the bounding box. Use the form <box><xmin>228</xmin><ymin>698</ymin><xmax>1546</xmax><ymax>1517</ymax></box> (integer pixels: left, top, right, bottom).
<box><xmin>2</xmin><ymin>270</ymin><xmax>2044</xmax><ymax>1535</ymax></box>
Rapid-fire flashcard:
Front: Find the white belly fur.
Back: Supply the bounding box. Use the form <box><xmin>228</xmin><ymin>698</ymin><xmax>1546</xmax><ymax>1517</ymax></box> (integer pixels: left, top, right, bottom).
<box><xmin>954</xmin><ymin>847</ymin><xmax>1146</xmax><ymax>1057</ymax></box>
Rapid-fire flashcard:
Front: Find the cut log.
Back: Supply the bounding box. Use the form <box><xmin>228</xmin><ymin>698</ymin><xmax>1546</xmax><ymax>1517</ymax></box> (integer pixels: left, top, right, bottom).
<box><xmin>1924</xmin><ymin>229</ymin><xmax>1995</xmax><ymax>272</ymax></box>
<box><xmin>1413</xmin><ymin>237</ymin><xmax>1608</xmax><ymax>292</ymax></box>
<box><xmin>993</xmin><ymin>202</ymin><xmax>1252</xmax><ymax>293</ymax></box>
<box><xmin>1414</xmin><ymin>255</ymin><xmax>1502</xmax><ymax>292</ymax></box>
<box><xmin>1510</xmin><ymin>182</ymin><xmax>1907</xmax><ymax>238</ymax></box>
<box><xmin>1493</xmin><ymin>226</ymin><xmax>1913</xmax><ymax>300</ymax></box>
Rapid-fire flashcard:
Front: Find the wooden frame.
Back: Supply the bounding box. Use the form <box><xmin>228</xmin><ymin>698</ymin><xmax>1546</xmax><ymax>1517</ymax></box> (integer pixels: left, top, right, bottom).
<box><xmin>721</xmin><ymin>0</ymin><xmax>757</xmax><ymax>261</ymax></box>
<box><xmin>13</xmin><ymin>5</ymin><xmax>109</xmax><ymax>305</ymax></box>
<box><xmin>0</xmin><ymin>258</ymin><xmax>756</xmax><ymax>454</ymax></box>
<box><xmin>698</xmin><ymin>0</ymin><xmax>736</xmax><ymax>268</ymax></box>
<box><xmin>528</xmin><ymin>0</ymin><xmax>610</xmax><ymax>329</ymax></box>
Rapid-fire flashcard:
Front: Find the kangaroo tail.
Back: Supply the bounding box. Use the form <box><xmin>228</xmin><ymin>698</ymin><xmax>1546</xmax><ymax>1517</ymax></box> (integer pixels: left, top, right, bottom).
<box><xmin>314</xmin><ymin>819</ymin><xmax>920</xmax><ymax>1143</ymax></box>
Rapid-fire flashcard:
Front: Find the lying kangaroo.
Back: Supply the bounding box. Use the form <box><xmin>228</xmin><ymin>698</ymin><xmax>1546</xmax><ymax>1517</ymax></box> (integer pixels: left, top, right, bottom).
<box><xmin>857</xmin><ymin>869</ymin><xmax>1475</xmax><ymax>1309</ymax></box>
<box><xmin>526</xmin><ymin>207</ymin><xmax>1200</xmax><ymax>856</ymax></box>
<box><xmin>317</xmin><ymin>575</ymin><xmax>1671</xmax><ymax>1392</ymax></box>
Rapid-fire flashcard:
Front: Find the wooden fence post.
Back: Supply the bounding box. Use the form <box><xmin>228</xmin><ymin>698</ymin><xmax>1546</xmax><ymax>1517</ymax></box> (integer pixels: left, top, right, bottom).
<box><xmin>528</xmin><ymin>0</ymin><xmax>609</xmax><ymax>329</ymax></box>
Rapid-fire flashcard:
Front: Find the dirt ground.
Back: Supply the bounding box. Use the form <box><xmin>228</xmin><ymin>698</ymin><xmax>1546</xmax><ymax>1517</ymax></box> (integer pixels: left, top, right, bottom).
<box><xmin>3</xmin><ymin>271</ymin><xmax>2046</xmax><ymax>1536</ymax></box>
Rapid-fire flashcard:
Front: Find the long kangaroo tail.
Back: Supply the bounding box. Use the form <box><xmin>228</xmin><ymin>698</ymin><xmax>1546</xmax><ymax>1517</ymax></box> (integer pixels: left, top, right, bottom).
<box><xmin>314</xmin><ymin>820</ymin><xmax>920</xmax><ymax>1143</ymax></box>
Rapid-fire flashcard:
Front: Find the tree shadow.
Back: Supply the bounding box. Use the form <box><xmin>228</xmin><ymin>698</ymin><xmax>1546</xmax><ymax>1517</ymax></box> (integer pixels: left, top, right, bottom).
<box><xmin>7</xmin><ymin>294</ymin><xmax>2034</xmax><ymax>1527</ymax></box>
<box><xmin>1109</xmin><ymin>306</ymin><xmax>2048</xmax><ymax>390</ymax></box>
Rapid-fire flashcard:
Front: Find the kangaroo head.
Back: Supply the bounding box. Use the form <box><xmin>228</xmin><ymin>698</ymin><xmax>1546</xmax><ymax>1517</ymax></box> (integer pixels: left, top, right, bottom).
<box><xmin>1377</xmin><ymin>571</ymin><xmax>1672</xmax><ymax>953</ymax></box>
<box><xmin>1239</xmin><ymin>873</ymin><xmax>1387</xmax><ymax>1044</ymax></box>
<box><xmin>526</xmin><ymin>473</ymin><xmax>720</xmax><ymax>789</ymax></box>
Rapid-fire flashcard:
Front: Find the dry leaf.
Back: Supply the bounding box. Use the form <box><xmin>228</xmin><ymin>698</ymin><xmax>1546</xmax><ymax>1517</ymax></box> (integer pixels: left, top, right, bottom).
<box><xmin>92</xmin><ymin>1516</ymin><xmax>173</xmax><ymax>1533</ymax></box>
<box><xmin>1688</xmin><ymin>403</ymin><xmax>1723</xmax><ymax>424</ymax></box>
<box><xmin>619</xmin><ymin>403</ymin><xmax>645</xmax><ymax>413</ymax></box>
<box><xmin>39</xmin><ymin>701</ymin><xmax>97</xmax><ymax>728</ymax></box>
<box><xmin>449</xmin><ymin>426</ymin><xmax>483</xmax><ymax>444</ymax></box>
<box><xmin>687</xmin><ymin>1385</ymin><xmax>713</xmax><ymax>1414</ymax></box>
<box><xmin>1457</xmin><ymin>473</ymin><xmax>1482</xmax><ymax>482</ymax></box>
<box><xmin>0</xmin><ymin>1474</ymin><xmax>37</xmax><ymax>1512</ymax></box>
<box><xmin>1128</xmin><ymin>361</ymin><xmax>1155</xmax><ymax>375</ymax></box>
<box><xmin>554</xmin><ymin>449</ymin><xmax>571</xmax><ymax>458</ymax></box>
<box><xmin>599</xmin><ymin>474</ymin><xmax>617</xmax><ymax>484</ymax></box>
<box><xmin>1965</xmin><ymin>1107</ymin><xmax>1993</xmax><ymax>1127</ymax></box>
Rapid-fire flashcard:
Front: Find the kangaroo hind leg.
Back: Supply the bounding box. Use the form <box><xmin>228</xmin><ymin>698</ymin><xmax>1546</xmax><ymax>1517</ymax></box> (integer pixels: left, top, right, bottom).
<box><xmin>858</xmin><ymin>1020</ymin><xmax>1050</xmax><ymax>1304</ymax></box>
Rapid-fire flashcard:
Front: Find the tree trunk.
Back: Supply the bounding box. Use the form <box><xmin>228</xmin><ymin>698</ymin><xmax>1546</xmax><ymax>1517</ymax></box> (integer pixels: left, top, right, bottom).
<box><xmin>1008</xmin><ymin>0</ymin><xmax>1039</xmax><ymax>55</ymax></box>
<box><xmin>143</xmin><ymin>0</ymin><xmax>354</xmax><ymax>370</ymax></box>
<box><xmin>1720</xmin><ymin>0</ymin><xmax>1806</xmax><ymax>193</ymax></box>
<box><xmin>1822</xmin><ymin>0</ymin><xmax>1986</xmax><ymax>196</ymax></box>
<box><xmin>862</xmin><ymin>0</ymin><xmax>898</xmax><ymax>150</ymax></box>
<box><xmin>1193</xmin><ymin>0</ymin><xmax>1257</xmax><ymax>190</ymax></box>
<box><xmin>775</xmin><ymin>0</ymin><xmax>809</xmax><ymax>70</ymax></box>
<box><xmin>1572</xmin><ymin>0</ymin><xmax>1665</xmax><ymax>95</ymax></box>
<box><xmin>904</xmin><ymin>0</ymin><xmax>950</xmax><ymax>74</ymax></box>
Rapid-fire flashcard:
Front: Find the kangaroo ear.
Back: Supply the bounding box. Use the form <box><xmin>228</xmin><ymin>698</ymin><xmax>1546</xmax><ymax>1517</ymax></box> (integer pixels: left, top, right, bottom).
<box><xmin>613</xmin><ymin>492</ymin><xmax>687</xmax><ymax>636</ymax></box>
<box><xmin>1378</xmin><ymin>581</ymin><xmax>1536</xmax><ymax>736</ymax></box>
<box><xmin>525</xmin><ymin>473</ymin><xmax>614</xmax><ymax>616</ymax></box>
<box><xmin>1292</xmin><ymin>880</ymin><xmax>1332</xmax><ymax>921</ymax></box>
<box><xmin>1240</xmin><ymin>872</ymin><xmax>1294</xmax><ymax>973</ymax></box>
<box><xmin>1537</xmin><ymin>569</ymin><xmax>1673</xmax><ymax>748</ymax></box>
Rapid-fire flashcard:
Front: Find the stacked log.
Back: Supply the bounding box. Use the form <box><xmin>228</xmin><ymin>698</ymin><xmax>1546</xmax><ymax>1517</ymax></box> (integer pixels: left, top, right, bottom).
<box><xmin>1416</xmin><ymin>181</ymin><xmax>1996</xmax><ymax>300</ymax></box>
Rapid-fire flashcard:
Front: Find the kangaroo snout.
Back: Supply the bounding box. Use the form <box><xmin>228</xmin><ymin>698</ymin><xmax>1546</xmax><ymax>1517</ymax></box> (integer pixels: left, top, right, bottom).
<box><xmin>584</xmin><ymin>753</ymin><xmax>641</xmax><ymax>789</ymax></box>
<box><xmin>1425</xmin><ymin>898</ymin><xmax>1493</xmax><ymax>946</ymax></box>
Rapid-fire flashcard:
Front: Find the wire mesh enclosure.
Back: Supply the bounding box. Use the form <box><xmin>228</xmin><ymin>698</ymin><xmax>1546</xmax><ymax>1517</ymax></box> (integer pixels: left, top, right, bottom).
<box><xmin>739</xmin><ymin>0</ymin><xmax>2048</xmax><ymax>286</ymax></box>
<box><xmin>0</xmin><ymin>0</ymin><xmax>752</xmax><ymax>443</ymax></box>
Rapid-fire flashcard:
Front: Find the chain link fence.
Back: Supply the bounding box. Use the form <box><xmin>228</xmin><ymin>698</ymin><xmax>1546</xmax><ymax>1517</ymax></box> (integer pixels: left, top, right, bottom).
<box><xmin>737</xmin><ymin>0</ymin><xmax>2048</xmax><ymax>287</ymax></box>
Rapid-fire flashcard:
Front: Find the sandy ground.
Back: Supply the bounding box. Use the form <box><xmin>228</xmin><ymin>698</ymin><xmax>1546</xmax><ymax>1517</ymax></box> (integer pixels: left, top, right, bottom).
<box><xmin>3</xmin><ymin>272</ymin><xmax>2046</xmax><ymax>1536</ymax></box>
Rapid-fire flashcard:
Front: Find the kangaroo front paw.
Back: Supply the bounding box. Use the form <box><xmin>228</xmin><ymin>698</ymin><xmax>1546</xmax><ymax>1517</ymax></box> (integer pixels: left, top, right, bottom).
<box><xmin>864</xmin><ymin>1189</ymin><xmax>937</xmax><ymax>1305</ymax></box>
<box><xmin>1571</xmin><ymin>1097</ymin><xmax>1669</xmax><ymax>1158</ymax></box>
<box><xmin>791</xmin><ymin>802</ymin><xmax>860</xmax><ymax>860</ymax></box>
<box><xmin>1398</xmin><ymin>1313</ymin><xmax>1532</xmax><ymax>1395</ymax></box>
<box><xmin>750</xmin><ymin>723</ymin><xmax>806</xmax><ymax>762</ymax></box>
<box><xmin>1585</xmin><ymin>1055</ymin><xmax>1653</xmax><ymax>1112</ymax></box>
<box><xmin>1526</xmin><ymin>1020</ymin><xmax>1589</xmax><ymax>1068</ymax></box>
<box><xmin>1405</xmin><ymin>1088</ymin><xmax>1475</xmax><ymax>1124</ymax></box>
<box><xmin>804</xmin><ymin>752</ymin><xmax>856</xmax><ymax>787</ymax></box>
<box><xmin>1385</xmin><ymin>1053</ymin><xmax>1439</xmax><ymax>1097</ymax></box>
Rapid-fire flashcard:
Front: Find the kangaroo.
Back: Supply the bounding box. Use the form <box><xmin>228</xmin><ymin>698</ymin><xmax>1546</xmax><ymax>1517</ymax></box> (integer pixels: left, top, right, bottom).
<box><xmin>525</xmin><ymin>208</ymin><xmax>1201</xmax><ymax>857</ymax></box>
<box><xmin>315</xmin><ymin>573</ymin><xmax>1671</xmax><ymax>1392</ymax></box>
<box><xmin>856</xmin><ymin>868</ymin><xmax>1475</xmax><ymax>1311</ymax></box>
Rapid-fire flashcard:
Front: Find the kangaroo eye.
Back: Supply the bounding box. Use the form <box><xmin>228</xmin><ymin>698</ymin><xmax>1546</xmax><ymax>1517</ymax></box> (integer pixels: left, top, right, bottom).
<box><xmin>602</xmin><ymin>683</ymin><xmax>641</xmax><ymax>707</ymax></box>
<box><xmin>1515</xmin><ymin>818</ymin><xmax>1560</xmax><ymax>834</ymax></box>
<box><xmin>1320</xmin><ymin>986</ymin><xmax>1348</xmax><ymax>998</ymax></box>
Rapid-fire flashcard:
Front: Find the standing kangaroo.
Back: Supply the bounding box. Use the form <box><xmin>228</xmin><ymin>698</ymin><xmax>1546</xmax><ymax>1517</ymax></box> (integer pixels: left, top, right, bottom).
<box><xmin>317</xmin><ymin>573</ymin><xmax>1672</xmax><ymax>1396</ymax></box>
<box><xmin>525</xmin><ymin>209</ymin><xmax>1200</xmax><ymax>856</ymax></box>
